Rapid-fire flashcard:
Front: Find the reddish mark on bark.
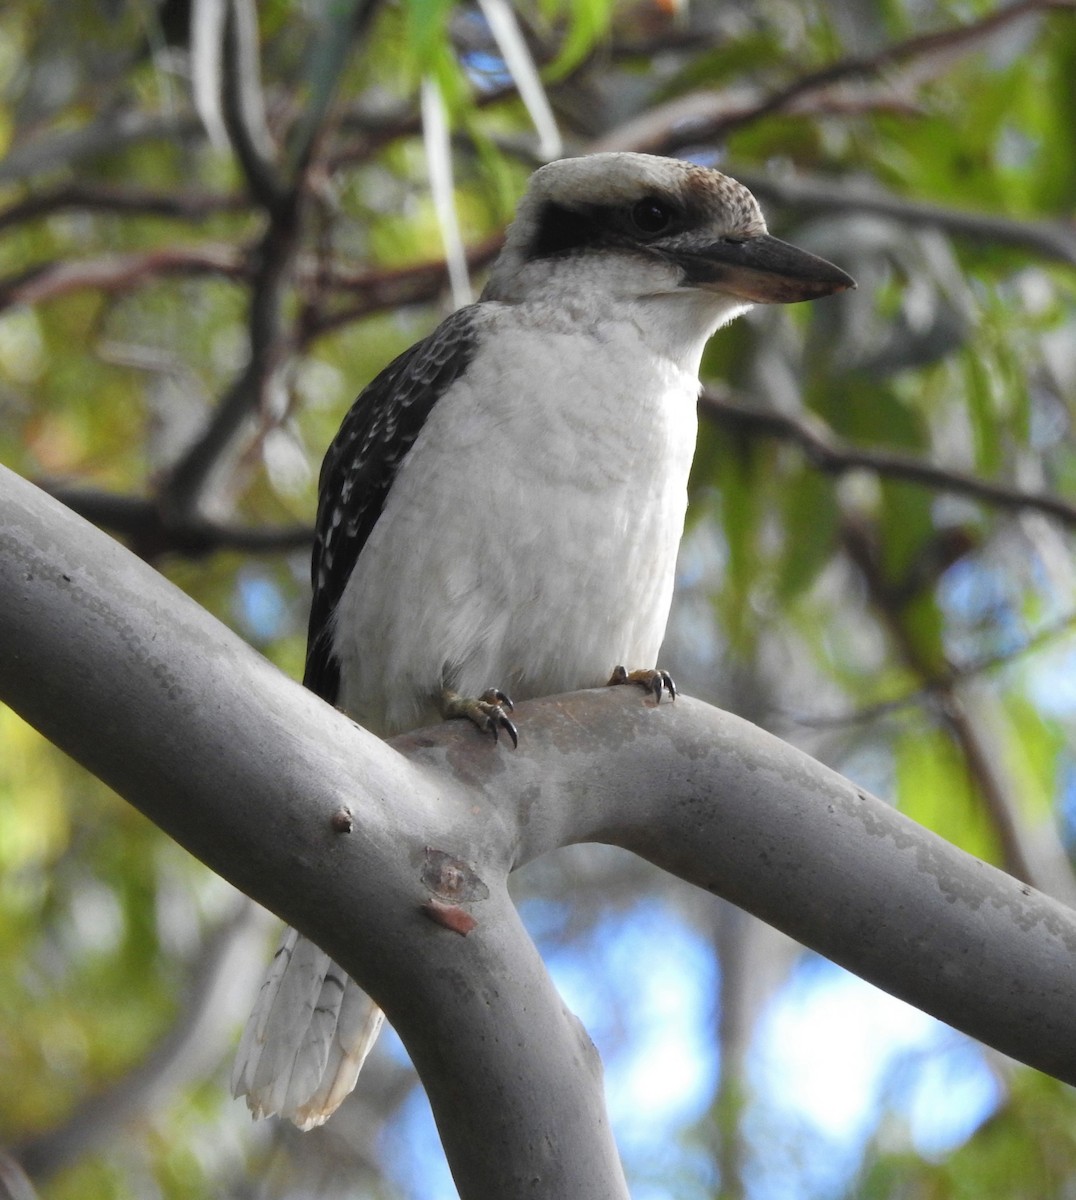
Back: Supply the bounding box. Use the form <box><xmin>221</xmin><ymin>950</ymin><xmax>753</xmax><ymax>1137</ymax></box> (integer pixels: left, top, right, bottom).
<box><xmin>422</xmin><ymin>899</ymin><xmax>477</xmax><ymax>936</ymax></box>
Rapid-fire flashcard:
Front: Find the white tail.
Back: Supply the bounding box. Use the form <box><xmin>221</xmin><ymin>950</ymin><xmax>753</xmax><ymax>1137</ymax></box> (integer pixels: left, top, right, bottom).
<box><xmin>231</xmin><ymin>927</ymin><xmax>385</xmax><ymax>1129</ymax></box>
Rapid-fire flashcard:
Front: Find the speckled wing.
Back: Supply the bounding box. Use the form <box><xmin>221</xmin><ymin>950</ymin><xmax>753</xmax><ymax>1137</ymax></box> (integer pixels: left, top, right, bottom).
<box><xmin>233</xmin><ymin>307</ymin><xmax>482</xmax><ymax>1130</ymax></box>
<box><xmin>303</xmin><ymin>305</ymin><xmax>481</xmax><ymax>703</ymax></box>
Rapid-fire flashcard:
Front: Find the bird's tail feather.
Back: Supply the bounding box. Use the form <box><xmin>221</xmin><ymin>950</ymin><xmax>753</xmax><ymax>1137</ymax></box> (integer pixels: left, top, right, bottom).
<box><xmin>231</xmin><ymin>927</ymin><xmax>384</xmax><ymax>1130</ymax></box>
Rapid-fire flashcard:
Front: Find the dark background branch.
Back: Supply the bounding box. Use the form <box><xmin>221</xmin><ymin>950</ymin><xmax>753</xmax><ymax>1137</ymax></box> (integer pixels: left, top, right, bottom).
<box><xmin>700</xmin><ymin>388</ymin><xmax>1076</xmax><ymax>528</ymax></box>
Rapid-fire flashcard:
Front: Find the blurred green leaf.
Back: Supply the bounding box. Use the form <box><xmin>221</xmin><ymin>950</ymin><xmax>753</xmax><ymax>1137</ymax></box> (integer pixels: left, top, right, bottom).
<box><xmin>540</xmin><ymin>0</ymin><xmax>616</xmax><ymax>79</ymax></box>
<box><xmin>862</xmin><ymin>1071</ymin><xmax>1076</xmax><ymax>1200</ymax></box>
<box><xmin>776</xmin><ymin>466</ymin><xmax>839</xmax><ymax>599</ymax></box>
<box><xmin>894</xmin><ymin>720</ymin><xmax>1000</xmax><ymax>862</ymax></box>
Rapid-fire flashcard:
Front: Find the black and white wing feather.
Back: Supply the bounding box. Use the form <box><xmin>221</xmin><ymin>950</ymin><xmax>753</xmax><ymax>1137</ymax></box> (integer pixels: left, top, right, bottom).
<box><xmin>234</xmin><ymin>305</ymin><xmax>481</xmax><ymax>1130</ymax></box>
<box><xmin>303</xmin><ymin>305</ymin><xmax>481</xmax><ymax>703</ymax></box>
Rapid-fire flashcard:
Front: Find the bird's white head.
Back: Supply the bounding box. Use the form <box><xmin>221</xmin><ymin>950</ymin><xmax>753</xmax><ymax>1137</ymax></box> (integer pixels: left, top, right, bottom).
<box><xmin>483</xmin><ymin>153</ymin><xmax>854</xmax><ymax>345</ymax></box>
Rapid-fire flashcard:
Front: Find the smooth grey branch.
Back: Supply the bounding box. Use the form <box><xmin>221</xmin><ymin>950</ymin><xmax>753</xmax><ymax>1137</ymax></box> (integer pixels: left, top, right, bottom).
<box><xmin>3</xmin><ymin>463</ymin><xmax>1076</xmax><ymax>1198</ymax></box>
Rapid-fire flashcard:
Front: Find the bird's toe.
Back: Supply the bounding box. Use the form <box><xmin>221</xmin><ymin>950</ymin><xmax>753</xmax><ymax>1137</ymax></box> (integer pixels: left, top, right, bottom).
<box><xmin>441</xmin><ymin>687</ymin><xmax>519</xmax><ymax>748</ymax></box>
<box><xmin>607</xmin><ymin>665</ymin><xmax>676</xmax><ymax>704</ymax></box>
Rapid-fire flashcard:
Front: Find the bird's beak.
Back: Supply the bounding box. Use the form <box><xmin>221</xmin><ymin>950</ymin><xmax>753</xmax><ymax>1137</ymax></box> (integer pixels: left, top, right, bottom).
<box><xmin>676</xmin><ymin>233</ymin><xmax>855</xmax><ymax>303</ymax></box>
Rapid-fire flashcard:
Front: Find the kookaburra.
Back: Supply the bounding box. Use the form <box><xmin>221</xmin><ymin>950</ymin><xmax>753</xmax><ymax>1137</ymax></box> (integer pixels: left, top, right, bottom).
<box><xmin>232</xmin><ymin>152</ymin><xmax>854</xmax><ymax>1128</ymax></box>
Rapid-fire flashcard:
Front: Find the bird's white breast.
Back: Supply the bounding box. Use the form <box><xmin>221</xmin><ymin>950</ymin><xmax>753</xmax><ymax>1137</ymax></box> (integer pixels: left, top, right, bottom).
<box><xmin>332</xmin><ymin>299</ymin><xmax>705</xmax><ymax>735</ymax></box>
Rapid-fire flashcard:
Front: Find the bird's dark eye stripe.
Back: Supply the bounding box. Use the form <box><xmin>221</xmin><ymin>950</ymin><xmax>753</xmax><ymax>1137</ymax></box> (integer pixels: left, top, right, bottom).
<box><xmin>529</xmin><ymin>201</ymin><xmax>604</xmax><ymax>258</ymax></box>
<box><xmin>529</xmin><ymin>198</ymin><xmax>686</xmax><ymax>261</ymax></box>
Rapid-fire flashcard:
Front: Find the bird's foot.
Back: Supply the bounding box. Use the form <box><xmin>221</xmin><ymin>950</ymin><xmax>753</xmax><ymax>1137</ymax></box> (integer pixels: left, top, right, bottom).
<box><xmin>441</xmin><ymin>687</ymin><xmax>519</xmax><ymax>748</ymax></box>
<box><xmin>607</xmin><ymin>665</ymin><xmax>677</xmax><ymax>704</ymax></box>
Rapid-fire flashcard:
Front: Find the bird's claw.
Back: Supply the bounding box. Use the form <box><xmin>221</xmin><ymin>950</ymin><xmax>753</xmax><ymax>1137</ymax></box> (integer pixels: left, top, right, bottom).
<box><xmin>477</xmin><ymin>688</ymin><xmax>518</xmax><ymax>748</ymax></box>
<box><xmin>607</xmin><ymin>665</ymin><xmax>677</xmax><ymax>704</ymax></box>
<box><xmin>441</xmin><ymin>687</ymin><xmax>518</xmax><ymax>748</ymax></box>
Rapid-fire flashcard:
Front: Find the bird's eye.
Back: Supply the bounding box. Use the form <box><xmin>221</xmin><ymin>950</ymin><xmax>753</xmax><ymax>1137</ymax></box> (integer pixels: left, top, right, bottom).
<box><xmin>630</xmin><ymin>198</ymin><xmax>673</xmax><ymax>236</ymax></box>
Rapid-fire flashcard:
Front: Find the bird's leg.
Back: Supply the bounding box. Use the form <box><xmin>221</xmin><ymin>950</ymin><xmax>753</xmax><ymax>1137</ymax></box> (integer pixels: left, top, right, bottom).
<box><xmin>607</xmin><ymin>664</ymin><xmax>677</xmax><ymax>704</ymax></box>
<box><xmin>440</xmin><ymin>686</ymin><xmax>519</xmax><ymax>748</ymax></box>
